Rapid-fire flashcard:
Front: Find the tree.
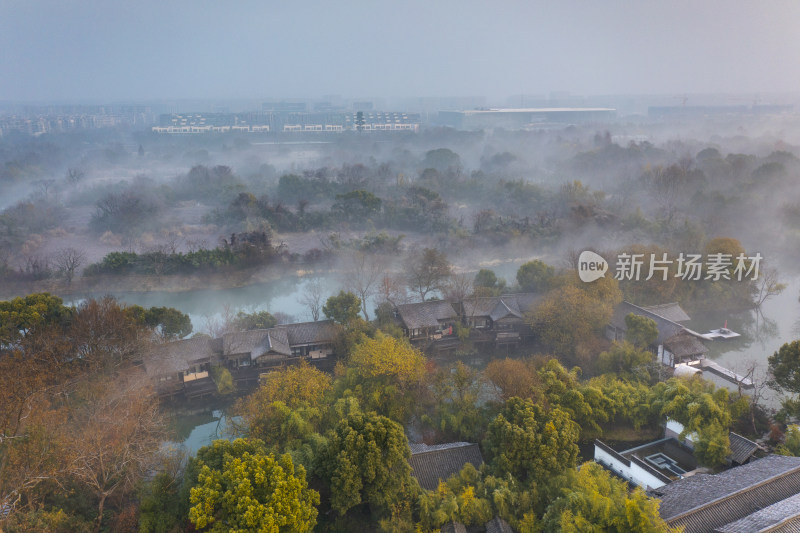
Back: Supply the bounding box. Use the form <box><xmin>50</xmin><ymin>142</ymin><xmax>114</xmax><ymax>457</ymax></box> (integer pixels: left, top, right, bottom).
<box><xmin>516</xmin><ymin>260</ymin><xmax>555</xmax><ymax>292</ymax></box>
<box><xmin>650</xmin><ymin>376</ymin><xmax>745</xmax><ymax>466</ymax></box>
<box><xmin>484</xmin><ymin>397</ymin><xmax>579</xmax><ymax>485</ymax></box>
<box><xmin>52</xmin><ymin>247</ymin><xmax>86</xmax><ymax>286</ymax></box>
<box><xmin>319</xmin><ymin>411</ymin><xmax>413</xmax><ymax>517</ymax></box>
<box><xmin>777</xmin><ymin>425</ymin><xmax>800</xmax><ymax>456</ymax></box>
<box><xmin>0</xmin><ymin>293</ymin><xmax>72</xmax><ymax>346</ymax></box>
<box><xmin>339</xmin><ymin>332</ymin><xmax>426</xmax><ymax>422</ymax></box>
<box><xmin>143</xmin><ymin>306</ymin><xmax>193</xmax><ymax>339</ymax></box>
<box><xmin>69</xmin><ymin>297</ymin><xmax>148</xmax><ymax>371</ymax></box>
<box><xmin>376</xmin><ymin>272</ymin><xmax>409</xmax><ymax>307</ymax></box>
<box><xmin>484</xmin><ymin>358</ymin><xmax>540</xmax><ymax>401</ymax></box>
<box><xmin>231</xmin><ymin>309</ymin><xmax>278</xmax><ymax>331</ymax></box>
<box><xmin>66</xmin><ymin>167</ymin><xmax>85</xmax><ymax>183</ymax></box>
<box><xmin>624</xmin><ymin>313</ymin><xmax>659</xmax><ymax>348</ymax></box>
<box><xmin>299</xmin><ymin>277</ymin><xmax>325</xmax><ymax>321</ymax></box>
<box><xmin>596</xmin><ymin>341</ymin><xmax>655</xmax><ymax>379</ymax></box>
<box><xmin>529</xmin><ymin>285</ymin><xmax>614</xmax><ymax>359</ymax></box>
<box><xmin>769</xmin><ymin>340</ymin><xmax>800</xmax><ymax>418</ymax></box>
<box><xmin>756</xmin><ymin>266</ymin><xmax>786</xmax><ymax>307</ymax></box>
<box><xmin>645</xmin><ymin>163</ymin><xmax>696</xmax><ymax>225</ymax></box>
<box><xmin>442</xmin><ymin>271</ymin><xmax>474</xmax><ymax>302</ymax></box>
<box><xmin>342</xmin><ymin>252</ymin><xmax>385</xmax><ymax>320</ymax></box>
<box><xmin>332</xmin><ymin>190</ymin><xmax>382</xmax><ymax>223</ymax></box>
<box><xmin>404</xmin><ymin>248</ymin><xmax>451</xmax><ymax>301</ymax></box>
<box><xmin>235</xmin><ymin>362</ymin><xmax>332</xmax><ymax>446</ymax></box>
<box><xmin>422</xmin><ymin>148</ymin><xmax>461</xmax><ymax>173</ymax></box>
<box><xmin>189</xmin><ymin>439</ymin><xmax>318</xmax><ymax>532</ymax></box>
<box><xmin>65</xmin><ymin>377</ymin><xmax>165</xmax><ymax>533</ymax></box>
<box><xmin>428</xmin><ymin>362</ymin><xmax>486</xmax><ymax>441</ymax></box>
<box><xmin>541</xmin><ymin>462</ymin><xmax>677</xmax><ymax>532</ymax></box>
<box><xmin>323</xmin><ymin>291</ymin><xmax>362</xmax><ymax>325</ymax></box>
<box><xmin>473</xmin><ymin>269</ymin><xmax>505</xmax><ymax>296</ymax></box>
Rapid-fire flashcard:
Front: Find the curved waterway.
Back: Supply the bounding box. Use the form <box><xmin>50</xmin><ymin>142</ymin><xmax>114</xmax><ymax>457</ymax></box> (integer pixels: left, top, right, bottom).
<box><xmin>683</xmin><ymin>276</ymin><xmax>800</xmax><ymax>408</ymax></box>
<box><xmin>68</xmin><ymin>274</ymin><xmax>323</xmax><ymax>332</ymax></box>
<box><xmin>69</xmin><ymin>267</ymin><xmax>800</xmax><ymax>447</ymax></box>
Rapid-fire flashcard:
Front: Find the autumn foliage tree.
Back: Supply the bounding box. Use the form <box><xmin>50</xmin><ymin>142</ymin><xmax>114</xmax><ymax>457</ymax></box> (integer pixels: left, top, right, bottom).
<box><xmin>188</xmin><ymin>439</ymin><xmax>318</xmax><ymax>533</ymax></box>
<box><xmin>337</xmin><ymin>332</ymin><xmax>427</xmax><ymax>421</ymax></box>
<box><xmin>0</xmin><ymin>295</ymin><xmax>176</xmax><ymax>527</ymax></box>
<box><xmin>529</xmin><ymin>283</ymin><xmax>617</xmax><ymax>362</ymax></box>
<box><xmin>64</xmin><ymin>377</ymin><xmax>165</xmax><ymax>533</ymax></box>
<box><xmin>234</xmin><ymin>362</ymin><xmax>332</xmax><ymax>449</ymax></box>
<box><xmin>541</xmin><ymin>462</ymin><xmax>678</xmax><ymax>532</ymax></box>
<box><xmin>484</xmin><ymin>397</ymin><xmax>580</xmax><ymax>485</ymax></box>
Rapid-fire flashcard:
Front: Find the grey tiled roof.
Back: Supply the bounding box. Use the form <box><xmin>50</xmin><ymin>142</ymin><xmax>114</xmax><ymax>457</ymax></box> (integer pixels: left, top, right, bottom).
<box><xmin>462</xmin><ymin>293</ymin><xmax>541</xmax><ymax>322</ymax></box>
<box><xmin>463</xmin><ymin>296</ymin><xmax>503</xmax><ymax>318</ymax></box>
<box><xmin>282</xmin><ymin>319</ymin><xmax>337</xmax><ymax>346</ymax></box>
<box><xmin>223</xmin><ymin>329</ymin><xmax>270</xmax><ymax>356</ymax></box>
<box><xmin>612</xmin><ymin>301</ymin><xmax>698</xmax><ymax>345</ymax></box>
<box><xmin>143</xmin><ymin>336</ymin><xmax>219</xmax><ymax>376</ymax></box>
<box><xmin>409</xmin><ymin>442</ymin><xmax>484</xmax><ymax>491</ymax></box>
<box><xmin>650</xmin><ymin>455</ymin><xmax>800</xmax><ymax>533</ymax></box>
<box><xmin>713</xmin><ymin>492</ymin><xmax>800</xmax><ymax>532</ymax></box>
<box><xmin>642</xmin><ymin>302</ymin><xmax>691</xmax><ymax>322</ymax></box>
<box><xmin>440</xmin><ymin>522</ymin><xmax>467</xmax><ymax>533</ymax></box>
<box><xmin>485</xmin><ymin>516</ymin><xmax>515</xmax><ymax>533</ymax></box>
<box><xmin>261</xmin><ymin>328</ymin><xmax>290</xmax><ymax>358</ymax></box>
<box><xmin>489</xmin><ymin>299</ymin><xmax>523</xmax><ymax>322</ymax></box>
<box><xmin>728</xmin><ymin>432</ymin><xmax>759</xmax><ymax>465</ymax></box>
<box><xmin>223</xmin><ymin>328</ymin><xmax>292</xmax><ymax>360</ymax></box>
<box><xmin>397</xmin><ymin>301</ymin><xmax>458</xmax><ymax>330</ymax></box>
<box><xmin>664</xmin><ymin>331</ymin><xmax>709</xmax><ymax>358</ymax></box>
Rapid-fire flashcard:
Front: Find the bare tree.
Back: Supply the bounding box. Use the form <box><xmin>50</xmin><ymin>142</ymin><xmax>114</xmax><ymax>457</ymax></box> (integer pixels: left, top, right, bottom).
<box><xmin>161</xmin><ymin>230</ymin><xmax>184</xmax><ymax>255</ymax></box>
<box><xmin>404</xmin><ymin>248</ymin><xmax>452</xmax><ymax>302</ymax></box>
<box><xmin>202</xmin><ymin>303</ymin><xmax>237</xmax><ymax>338</ymax></box>
<box><xmin>33</xmin><ymin>179</ymin><xmax>57</xmax><ymax>200</ymax></box>
<box><xmin>735</xmin><ymin>361</ymin><xmax>771</xmax><ymax>435</ymax></box>
<box><xmin>144</xmin><ymin>244</ymin><xmax>172</xmax><ymax>278</ymax></box>
<box><xmin>376</xmin><ymin>272</ymin><xmax>409</xmax><ymax>307</ymax></box>
<box><xmin>22</xmin><ymin>254</ymin><xmax>52</xmax><ymax>280</ymax></box>
<box><xmin>299</xmin><ymin>277</ymin><xmax>325</xmax><ymax>321</ymax></box>
<box><xmin>442</xmin><ymin>271</ymin><xmax>473</xmax><ymax>302</ymax></box>
<box><xmin>53</xmin><ymin>247</ymin><xmax>87</xmax><ymax>286</ymax></box>
<box><xmin>341</xmin><ymin>252</ymin><xmax>386</xmax><ymax>320</ymax></box>
<box><xmin>65</xmin><ymin>376</ymin><xmax>165</xmax><ymax>533</ymax></box>
<box><xmin>66</xmin><ymin>167</ymin><xmax>85</xmax><ymax>184</ymax></box>
<box><xmin>756</xmin><ymin>266</ymin><xmax>786</xmax><ymax>307</ymax></box>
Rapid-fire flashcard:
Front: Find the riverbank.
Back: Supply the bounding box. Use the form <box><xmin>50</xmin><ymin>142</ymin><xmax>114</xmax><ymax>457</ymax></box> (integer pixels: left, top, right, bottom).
<box><xmin>0</xmin><ymin>263</ymin><xmax>327</xmax><ymax>300</ymax></box>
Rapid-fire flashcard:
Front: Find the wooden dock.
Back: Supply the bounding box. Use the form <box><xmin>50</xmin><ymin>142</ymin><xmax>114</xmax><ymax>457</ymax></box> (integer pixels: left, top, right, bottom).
<box><xmin>699</xmin><ymin>359</ymin><xmax>753</xmax><ymax>389</ymax></box>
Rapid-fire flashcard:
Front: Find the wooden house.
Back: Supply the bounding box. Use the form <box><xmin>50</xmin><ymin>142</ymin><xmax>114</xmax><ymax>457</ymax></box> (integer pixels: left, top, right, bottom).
<box><xmin>607</xmin><ymin>301</ymin><xmax>708</xmax><ymax>367</ymax></box>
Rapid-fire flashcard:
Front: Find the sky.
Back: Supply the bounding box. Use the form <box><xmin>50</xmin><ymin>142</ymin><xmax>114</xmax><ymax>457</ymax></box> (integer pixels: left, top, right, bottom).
<box><xmin>2</xmin><ymin>0</ymin><xmax>800</xmax><ymax>102</ymax></box>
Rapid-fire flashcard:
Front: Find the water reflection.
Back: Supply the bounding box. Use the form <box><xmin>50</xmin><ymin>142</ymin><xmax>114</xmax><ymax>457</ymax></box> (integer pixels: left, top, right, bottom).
<box><xmin>166</xmin><ymin>407</ymin><xmax>242</xmax><ymax>456</ymax></box>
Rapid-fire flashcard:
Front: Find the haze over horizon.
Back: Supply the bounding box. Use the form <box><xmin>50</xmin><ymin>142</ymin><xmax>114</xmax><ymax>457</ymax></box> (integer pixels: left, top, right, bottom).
<box><xmin>2</xmin><ymin>0</ymin><xmax>800</xmax><ymax>103</ymax></box>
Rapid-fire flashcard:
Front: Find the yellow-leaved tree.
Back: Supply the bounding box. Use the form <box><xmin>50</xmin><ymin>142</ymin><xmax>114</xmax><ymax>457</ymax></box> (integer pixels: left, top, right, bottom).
<box><xmin>336</xmin><ymin>331</ymin><xmax>427</xmax><ymax>423</ymax></box>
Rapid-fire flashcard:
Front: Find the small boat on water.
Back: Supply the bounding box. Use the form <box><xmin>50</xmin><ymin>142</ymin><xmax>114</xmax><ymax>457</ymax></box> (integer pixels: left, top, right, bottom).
<box><xmin>703</xmin><ymin>320</ymin><xmax>741</xmax><ymax>340</ymax></box>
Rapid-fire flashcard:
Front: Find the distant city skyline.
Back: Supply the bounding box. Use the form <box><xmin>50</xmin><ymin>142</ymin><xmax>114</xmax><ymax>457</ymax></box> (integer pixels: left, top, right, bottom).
<box><xmin>3</xmin><ymin>0</ymin><xmax>800</xmax><ymax>103</ymax></box>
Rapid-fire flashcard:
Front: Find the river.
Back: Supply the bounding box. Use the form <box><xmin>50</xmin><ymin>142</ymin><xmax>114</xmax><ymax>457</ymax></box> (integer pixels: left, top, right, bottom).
<box><xmin>684</xmin><ymin>275</ymin><xmax>800</xmax><ymax>408</ymax></box>
<box><xmin>69</xmin><ymin>274</ymin><xmax>328</xmax><ymax>333</ymax></box>
<box><xmin>83</xmin><ymin>267</ymin><xmax>800</xmax><ymax>450</ymax></box>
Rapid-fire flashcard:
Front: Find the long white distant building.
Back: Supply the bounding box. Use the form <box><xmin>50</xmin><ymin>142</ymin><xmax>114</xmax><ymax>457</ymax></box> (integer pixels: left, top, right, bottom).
<box><xmin>152</xmin><ymin>111</ymin><xmax>420</xmax><ymax>133</ymax></box>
